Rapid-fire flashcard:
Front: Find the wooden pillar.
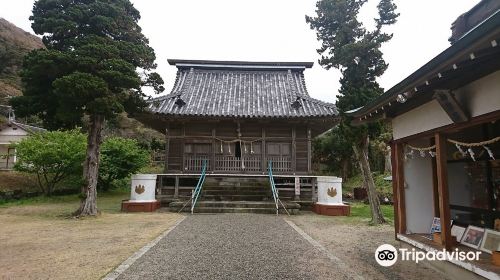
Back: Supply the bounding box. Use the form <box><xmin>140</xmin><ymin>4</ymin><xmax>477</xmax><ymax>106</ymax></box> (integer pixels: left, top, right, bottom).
<box><xmin>261</xmin><ymin>127</ymin><xmax>266</xmax><ymax>173</ymax></box>
<box><xmin>307</xmin><ymin>127</ymin><xmax>312</xmax><ymax>173</ymax></box>
<box><xmin>435</xmin><ymin>133</ymin><xmax>452</xmax><ymax>250</ymax></box>
<box><xmin>174</xmin><ymin>176</ymin><xmax>179</xmax><ymax>199</ymax></box>
<box><xmin>393</xmin><ymin>142</ymin><xmax>406</xmax><ymax>235</ymax></box>
<box><xmin>294</xmin><ymin>176</ymin><xmax>300</xmax><ymax>201</ymax></box>
<box><xmin>430</xmin><ymin>138</ymin><xmax>440</xmax><ymax>217</ymax></box>
<box><xmin>181</xmin><ymin>124</ymin><xmax>186</xmax><ymax>173</ymax></box>
<box><xmin>292</xmin><ymin>127</ymin><xmax>296</xmax><ymax>173</ymax></box>
<box><xmin>390</xmin><ymin>141</ymin><xmax>398</xmax><ymax>239</ymax></box>
<box><xmin>211</xmin><ymin>128</ymin><xmax>216</xmax><ymax>172</ymax></box>
<box><xmin>164</xmin><ymin>127</ymin><xmax>170</xmax><ymax>173</ymax></box>
<box><xmin>311</xmin><ymin>177</ymin><xmax>317</xmax><ymax>202</ymax></box>
<box><xmin>237</xmin><ymin>121</ymin><xmax>244</xmax><ymax>171</ymax></box>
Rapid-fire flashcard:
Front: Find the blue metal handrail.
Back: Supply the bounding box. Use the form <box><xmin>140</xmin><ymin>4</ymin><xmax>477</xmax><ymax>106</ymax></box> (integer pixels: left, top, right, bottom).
<box><xmin>268</xmin><ymin>161</ymin><xmax>279</xmax><ymax>215</ymax></box>
<box><xmin>267</xmin><ymin>160</ymin><xmax>289</xmax><ymax>216</ymax></box>
<box><xmin>191</xmin><ymin>160</ymin><xmax>207</xmax><ymax>214</ymax></box>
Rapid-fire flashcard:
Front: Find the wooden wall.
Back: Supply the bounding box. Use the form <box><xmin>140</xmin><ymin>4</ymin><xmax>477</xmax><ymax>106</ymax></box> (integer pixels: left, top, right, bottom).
<box><xmin>164</xmin><ymin>119</ymin><xmax>312</xmax><ymax>174</ymax></box>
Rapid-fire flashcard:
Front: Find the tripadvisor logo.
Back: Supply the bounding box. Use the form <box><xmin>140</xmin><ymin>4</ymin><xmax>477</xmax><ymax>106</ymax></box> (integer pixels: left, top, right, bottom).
<box><xmin>375</xmin><ymin>244</ymin><xmax>481</xmax><ymax>267</ymax></box>
<box><xmin>375</xmin><ymin>244</ymin><xmax>398</xmax><ymax>267</ymax></box>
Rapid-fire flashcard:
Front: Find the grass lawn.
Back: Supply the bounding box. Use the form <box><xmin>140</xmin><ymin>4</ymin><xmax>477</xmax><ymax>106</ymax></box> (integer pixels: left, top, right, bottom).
<box><xmin>343</xmin><ymin>172</ymin><xmax>393</xmax><ymax>198</ymax></box>
<box><xmin>349</xmin><ymin>202</ymin><xmax>394</xmax><ymax>224</ymax></box>
<box><xmin>0</xmin><ymin>190</ymin><xmax>183</xmax><ymax>280</ymax></box>
<box><xmin>315</xmin><ymin>202</ymin><xmax>394</xmax><ymax>225</ymax></box>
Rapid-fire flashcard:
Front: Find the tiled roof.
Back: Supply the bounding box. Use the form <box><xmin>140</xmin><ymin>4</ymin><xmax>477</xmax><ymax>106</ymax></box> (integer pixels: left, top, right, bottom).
<box><xmin>12</xmin><ymin>122</ymin><xmax>46</xmax><ymax>133</ymax></box>
<box><xmin>148</xmin><ymin>60</ymin><xmax>338</xmax><ymax>119</ymax></box>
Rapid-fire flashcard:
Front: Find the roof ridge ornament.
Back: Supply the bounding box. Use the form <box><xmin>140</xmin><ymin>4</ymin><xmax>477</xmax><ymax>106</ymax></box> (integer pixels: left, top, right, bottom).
<box><xmin>174</xmin><ymin>95</ymin><xmax>186</xmax><ymax>107</ymax></box>
<box><xmin>287</xmin><ymin>69</ymin><xmax>303</xmax><ymax>109</ymax></box>
<box><xmin>173</xmin><ymin>68</ymin><xmax>195</xmax><ymax>108</ymax></box>
<box><xmin>291</xmin><ymin>96</ymin><xmax>303</xmax><ymax>109</ymax></box>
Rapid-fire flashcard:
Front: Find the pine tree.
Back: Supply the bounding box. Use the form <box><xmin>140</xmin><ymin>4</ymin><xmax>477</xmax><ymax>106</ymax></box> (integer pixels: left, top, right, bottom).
<box><xmin>11</xmin><ymin>0</ymin><xmax>164</xmax><ymax>216</ymax></box>
<box><xmin>307</xmin><ymin>0</ymin><xmax>399</xmax><ymax>224</ymax></box>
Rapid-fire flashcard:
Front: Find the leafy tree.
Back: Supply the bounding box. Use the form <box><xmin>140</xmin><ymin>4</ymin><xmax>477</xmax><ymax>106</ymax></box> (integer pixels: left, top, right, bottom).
<box><xmin>99</xmin><ymin>137</ymin><xmax>150</xmax><ymax>191</ymax></box>
<box><xmin>307</xmin><ymin>0</ymin><xmax>399</xmax><ymax>224</ymax></box>
<box><xmin>10</xmin><ymin>0</ymin><xmax>164</xmax><ymax>216</ymax></box>
<box><xmin>102</xmin><ymin>112</ymin><xmax>165</xmax><ymax>151</ymax></box>
<box><xmin>13</xmin><ymin>130</ymin><xmax>86</xmax><ymax>196</ymax></box>
<box><xmin>371</xmin><ymin>122</ymin><xmax>393</xmax><ymax>173</ymax></box>
<box><xmin>313</xmin><ymin>126</ymin><xmax>354</xmax><ymax>180</ymax></box>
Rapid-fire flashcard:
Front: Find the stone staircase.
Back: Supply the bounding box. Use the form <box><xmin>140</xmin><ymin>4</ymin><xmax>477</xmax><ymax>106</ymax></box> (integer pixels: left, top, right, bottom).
<box><xmin>168</xmin><ymin>177</ymin><xmax>300</xmax><ymax>214</ymax></box>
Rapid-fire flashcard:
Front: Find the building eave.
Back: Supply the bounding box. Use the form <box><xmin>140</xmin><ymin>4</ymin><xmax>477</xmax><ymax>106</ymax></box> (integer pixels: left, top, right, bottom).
<box><xmin>167</xmin><ymin>59</ymin><xmax>314</xmax><ymax>70</ymax></box>
<box><xmin>348</xmin><ymin>9</ymin><xmax>500</xmax><ymax>123</ymax></box>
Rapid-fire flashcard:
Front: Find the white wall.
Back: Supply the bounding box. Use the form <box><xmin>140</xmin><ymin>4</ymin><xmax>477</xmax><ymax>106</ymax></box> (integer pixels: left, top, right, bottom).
<box><xmin>0</xmin><ymin>125</ymin><xmax>29</xmax><ymax>144</ymax></box>
<box><xmin>455</xmin><ymin>70</ymin><xmax>500</xmax><ymax>119</ymax></box>
<box><xmin>393</xmin><ymin>100</ymin><xmax>452</xmax><ymax>140</ymax></box>
<box><xmin>392</xmin><ymin>70</ymin><xmax>500</xmax><ymax>140</ymax></box>
<box><xmin>404</xmin><ymin>140</ymin><xmax>435</xmax><ymax>234</ymax></box>
<box><xmin>0</xmin><ymin>125</ymin><xmax>29</xmax><ymax>169</ymax></box>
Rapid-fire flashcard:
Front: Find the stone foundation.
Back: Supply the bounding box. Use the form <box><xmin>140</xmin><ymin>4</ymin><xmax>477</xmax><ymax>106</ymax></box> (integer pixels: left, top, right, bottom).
<box><xmin>121</xmin><ymin>200</ymin><xmax>161</xmax><ymax>212</ymax></box>
<box><xmin>312</xmin><ymin>203</ymin><xmax>350</xmax><ymax>216</ymax></box>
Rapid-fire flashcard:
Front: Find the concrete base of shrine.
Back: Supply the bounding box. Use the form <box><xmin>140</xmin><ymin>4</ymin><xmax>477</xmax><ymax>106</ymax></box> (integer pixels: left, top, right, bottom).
<box><xmin>121</xmin><ymin>200</ymin><xmax>161</xmax><ymax>212</ymax></box>
<box><xmin>312</xmin><ymin>203</ymin><xmax>350</xmax><ymax>216</ymax></box>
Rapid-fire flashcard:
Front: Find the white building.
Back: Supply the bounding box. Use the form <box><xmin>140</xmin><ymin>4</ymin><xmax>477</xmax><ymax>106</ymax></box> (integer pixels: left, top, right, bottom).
<box><xmin>0</xmin><ymin>106</ymin><xmax>45</xmax><ymax>170</ymax></box>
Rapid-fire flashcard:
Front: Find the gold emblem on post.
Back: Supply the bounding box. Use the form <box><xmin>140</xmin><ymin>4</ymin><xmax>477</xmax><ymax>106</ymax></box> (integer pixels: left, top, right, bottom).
<box><xmin>135</xmin><ymin>185</ymin><xmax>145</xmax><ymax>194</ymax></box>
<box><xmin>327</xmin><ymin>187</ymin><xmax>337</xmax><ymax>198</ymax></box>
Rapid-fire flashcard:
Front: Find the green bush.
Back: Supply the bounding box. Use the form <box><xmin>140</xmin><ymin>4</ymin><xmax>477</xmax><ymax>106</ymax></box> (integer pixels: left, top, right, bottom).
<box><xmin>98</xmin><ymin>137</ymin><xmax>150</xmax><ymax>191</ymax></box>
<box><xmin>13</xmin><ymin>129</ymin><xmax>86</xmax><ymax>195</ymax></box>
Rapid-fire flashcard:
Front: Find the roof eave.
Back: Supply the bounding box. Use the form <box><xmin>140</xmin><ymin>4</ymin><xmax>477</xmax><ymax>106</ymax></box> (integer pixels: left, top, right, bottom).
<box><xmin>167</xmin><ymin>59</ymin><xmax>314</xmax><ymax>69</ymax></box>
<box><xmin>348</xmin><ymin>9</ymin><xmax>500</xmax><ymax>119</ymax></box>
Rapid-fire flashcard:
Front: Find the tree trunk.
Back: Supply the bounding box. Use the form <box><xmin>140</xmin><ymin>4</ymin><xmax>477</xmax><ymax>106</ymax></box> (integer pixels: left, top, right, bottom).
<box><xmin>74</xmin><ymin>114</ymin><xmax>104</xmax><ymax>217</ymax></box>
<box><xmin>353</xmin><ymin>134</ymin><xmax>386</xmax><ymax>225</ymax></box>
<box><xmin>384</xmin><ymin>146</ymin><xmax>392</xmax><ymax>174</ymax></box>
<box><xmin>341</xmin><ymin>159</ymin><xmax>350</xmax><ymax>181</ymax></box>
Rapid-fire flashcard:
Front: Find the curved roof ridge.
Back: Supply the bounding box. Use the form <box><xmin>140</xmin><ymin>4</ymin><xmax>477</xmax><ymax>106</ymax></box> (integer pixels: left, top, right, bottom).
<box><xmin>146</xmin><ymin>60</ymin><xmax>338</xmax><ymax>118</ymax></box>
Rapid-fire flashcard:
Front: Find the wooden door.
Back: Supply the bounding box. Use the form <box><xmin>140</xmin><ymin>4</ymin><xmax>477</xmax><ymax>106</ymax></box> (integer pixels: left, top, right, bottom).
<box><xmin>184</xmin><ymin>143</ymin><xmax>211</xmax><ymax>171</ymax></box>
<box><xmin>266</xmin><ymin>143</ymin><xmax>292</xmax><ymax>172</ymax></box>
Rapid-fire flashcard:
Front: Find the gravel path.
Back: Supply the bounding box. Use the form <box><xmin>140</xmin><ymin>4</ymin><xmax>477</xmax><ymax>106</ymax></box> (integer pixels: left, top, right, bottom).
<box><xmin>287</xmin><ymin>213</ymin><xmax>448</xmax><ymax>280</ymax></box>
<box><xmin>118</xmin><ymin>214</ymin><xmax>354</xmax><ymax>280</ymax></box>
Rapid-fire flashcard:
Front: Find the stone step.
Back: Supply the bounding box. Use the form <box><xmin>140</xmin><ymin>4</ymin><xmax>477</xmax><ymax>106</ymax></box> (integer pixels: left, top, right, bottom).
<box><xmin>201</xmin><ymin>188</ymin><xmax>271</xmax><ymax>195</ymax></box>
<box><xmin>200</xmin><ymin>195</ymin><xmax>270</xmax><ymax>201</ymax></box>
<box><xmin>202</xmin><ymin>185</ymin><xmax>268</xmax><ymax>190</ymax></box>
<box><xmin>169</xmin><ymin>200</ymin><xmax>300</xmax><ymax>209</ymax></box>
<box><xmin>214</xmin><ymin>181</ymin><xmax>265</xmax><ymax>185</ymax></box>
<box><xmin>204</xmin><ymin>178</ymin><xmax>267</xmax><ymax>187</ymax></box>
<box><xmin>178</xmin><ymin>207</ymin><xmax>298</xmax><ymax>214</ymax></box>
<box><xmin>207</xmin><ymin>178</ymin><xmax>266</xmax><ymax>183</ymax></box>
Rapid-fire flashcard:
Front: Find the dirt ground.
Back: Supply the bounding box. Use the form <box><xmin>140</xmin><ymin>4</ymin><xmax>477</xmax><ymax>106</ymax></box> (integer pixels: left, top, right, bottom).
<box><xmin>288</xmin><ymin>212</ymin><xmax>448</xmax><ymax>280</ymax></box>
<box><xmin>0</xmin><ymin>195</ymin><xmax>183</xmax><ymax>280</ymax></box>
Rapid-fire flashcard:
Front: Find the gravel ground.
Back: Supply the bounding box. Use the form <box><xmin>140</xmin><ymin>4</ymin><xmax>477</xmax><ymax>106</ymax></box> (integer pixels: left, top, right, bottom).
<box><xmin>287</xmin><ymin>212</ymin><xmax>449</xmax><ymax>280</ymax></box>
<box><xmin>118</xmin><ymin>214</ymin><xmax>356</xmax><ymax>280</ymax></box>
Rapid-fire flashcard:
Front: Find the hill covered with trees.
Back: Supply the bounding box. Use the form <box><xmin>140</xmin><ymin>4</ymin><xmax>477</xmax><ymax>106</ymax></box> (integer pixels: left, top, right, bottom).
<box><xmin>0</xmin><ymin>18</ymin><xmax>165</xmax><ymax>147</ymax></box>
<box><xmin>0</xmin><ymin>18</ymin><xmax>44</xmax><ymax>105</ymax></box>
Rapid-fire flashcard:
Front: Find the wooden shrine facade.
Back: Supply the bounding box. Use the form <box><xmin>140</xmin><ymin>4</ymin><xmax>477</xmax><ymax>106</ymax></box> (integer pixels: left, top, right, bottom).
<box><xmin>163</xmin><ymin>119</ymin><xmax>315</xmax><ymax>174</ymax></box>
<box><xmin>138</xmin><ymin>59</ymin><xmax>339</xmax><ymax>174</ymax></box>
<box><xmin>349</xmin><ymin>4</ymin><xmax>500</xmax><ymax>278</ymax></box>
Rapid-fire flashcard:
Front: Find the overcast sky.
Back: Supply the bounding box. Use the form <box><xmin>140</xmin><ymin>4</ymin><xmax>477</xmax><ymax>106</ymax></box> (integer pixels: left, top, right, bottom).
<box><xmin>1</xmin><ymin>0</ymin><xmax>479</xmax><ymax>103</ymax></box>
